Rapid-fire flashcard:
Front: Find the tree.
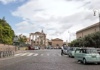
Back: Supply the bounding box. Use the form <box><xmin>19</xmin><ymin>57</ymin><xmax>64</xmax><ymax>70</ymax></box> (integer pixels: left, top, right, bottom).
<box><xmin>0</xmin><ymin>18</ymin><xmax>15</xmax><ymax>44</ymax></box>
<box><xmin>18</xmin><ymin>35</ymin><xmax>27</xmax><ymax>47</ymax></box>
<box><xmin>70</xmin><ymin>31</ymin><xmax>100</xmax><ymax>48</ymax></box>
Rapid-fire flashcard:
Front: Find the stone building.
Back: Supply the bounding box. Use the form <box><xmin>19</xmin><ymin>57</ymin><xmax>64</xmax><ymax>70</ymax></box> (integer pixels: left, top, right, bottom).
<box><xmin>51</xmin><ymin>38</ymin><xmax>63</xmax><ymax>48</ymax></box>
<box><xmin>76</xmin><ymin>22</ymin><xmax>100</xmax><ymax>39</ymax></box>
<box><xmin>29</xmin><ymin>30</ymin><xmax>46</xmax><ymax>48</ymax></box>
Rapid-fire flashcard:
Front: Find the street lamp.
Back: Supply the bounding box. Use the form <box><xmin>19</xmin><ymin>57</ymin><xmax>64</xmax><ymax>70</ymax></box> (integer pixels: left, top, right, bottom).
<box><xmin>94</xmin><ymin>10</ymin><xmax>100</xmax><ymax>31</ymax></box>
<box><xmin>68</xmin><ymin>31</ymin><xmax>70</xmax><ymax>43</ymax></box>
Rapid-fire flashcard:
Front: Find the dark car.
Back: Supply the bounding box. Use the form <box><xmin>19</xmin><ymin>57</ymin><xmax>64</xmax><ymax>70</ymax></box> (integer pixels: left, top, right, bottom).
<box><xmin>28</xmin><ymin>46</ymin><xmax>34</xmax><ymax>50</ymax></box>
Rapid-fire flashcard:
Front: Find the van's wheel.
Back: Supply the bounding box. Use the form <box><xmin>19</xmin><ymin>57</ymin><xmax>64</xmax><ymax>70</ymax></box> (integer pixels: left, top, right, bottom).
<box><xmin>83</xmin><ymin>58</ymin><xmax>87</xmax><ymax>64</ymax></box>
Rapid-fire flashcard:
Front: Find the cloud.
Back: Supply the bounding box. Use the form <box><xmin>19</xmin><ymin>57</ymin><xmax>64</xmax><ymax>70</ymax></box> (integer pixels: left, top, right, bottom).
<box><xmin>0</xmin><ymin>0</ymin><xmax>26</xmax><ymax>4</ymax></box>
<box><xmin>12</xmin><ymin>0</ymin><xmax>100</xmax><ymax>41</ymax></box>
<box><xmin>0</xmin><ymin>0</ymin><xmax>16</xmax><ymax>4</ymax></box>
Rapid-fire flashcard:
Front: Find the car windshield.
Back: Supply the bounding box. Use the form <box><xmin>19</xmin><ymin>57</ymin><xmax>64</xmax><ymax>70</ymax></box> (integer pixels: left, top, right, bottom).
<box><xmin>70</xmin><ymin>47</ymin><xmax>76</xmax><ymax>51</ymax></box>
<box><xmin>63</xmin><ymin>47</ymin><xmax>67</xmax><ymax>50</ymax></box>
<box><xmin>87</xmin><ymin>49</ymin><xmax>98</xmax><ymax>53</ymax></box>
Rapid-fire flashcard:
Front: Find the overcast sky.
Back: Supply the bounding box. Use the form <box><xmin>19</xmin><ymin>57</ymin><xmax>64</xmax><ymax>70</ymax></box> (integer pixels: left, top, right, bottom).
<box><xmin>0</xmin><ymin>0</ymin><xmax>100</xmax><ymax>42</ymax></box>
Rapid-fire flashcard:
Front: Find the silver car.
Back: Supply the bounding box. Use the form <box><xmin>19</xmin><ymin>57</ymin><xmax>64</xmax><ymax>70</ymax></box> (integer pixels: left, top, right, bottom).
<box><xmin>61</xmin><ymin>46</ymin><xmax>70</xmax><ymax>55</ymax></box>
<box><xmin>74</xmin><ymin>48</ymin><xmax>100</xmax><ymax>64</ymax></box>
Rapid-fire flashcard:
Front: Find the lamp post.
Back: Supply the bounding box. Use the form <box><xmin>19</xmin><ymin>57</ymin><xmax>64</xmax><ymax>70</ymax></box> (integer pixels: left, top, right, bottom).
<box><xmin>94</xmin><ymin>10</ymin><xmax>100</xmax><ymax>31</ymax></box>
<box><xmin>68</xmin><ymin>31</ymin><xmax>70</xmax><ymax>43</ymax></box>
<box><xmin>94</xmin><ymin>10</ymin><xmax>100</xmax><ymax>48</ymax></box>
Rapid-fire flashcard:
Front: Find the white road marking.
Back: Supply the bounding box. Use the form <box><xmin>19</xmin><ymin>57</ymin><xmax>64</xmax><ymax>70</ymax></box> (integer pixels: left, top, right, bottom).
<box><xmin>47</xmin><ymin>54</ymin><xmax>50</xmax><ymax>56</ymax></box>
<box><xmin>40</xmin><ymin>54</ymin><xmax>43</xmax><ymax>56</ymax></box>
<box><xmin>33</xmin><ymin>53</ymin><xmax>38</xmax><ymax>56</ymax></box>
<box><xmin>27</xmin><ymin>53</ymin><xmax>34</xmax><ymax>56</ymax></box>
<box><xmin>20</xmin><ymin>53</ymin><xmax>28</xmax><ymax>56</ymax></box>
<box><xmin>14</xmin><ymin>53</ymin><xmax>61</xmax><ymax>57</ymax></box>
<box><xmin>14</xmin><ymin>54</ymin><xmax>20</xmax><ymax>56</ymax></box>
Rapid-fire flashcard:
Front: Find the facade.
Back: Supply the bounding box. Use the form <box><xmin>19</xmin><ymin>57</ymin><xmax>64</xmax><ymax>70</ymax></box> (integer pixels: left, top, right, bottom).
<box><xmin>76</xmin><ymin>22</ymin><xmax>100</xmax><ymax>39</ymax></box>
<box><xmin>51</xmin><ymin>38</ymin><xmax>63</xmax><ymax>48</ymax></box>
<box><xmin>29</xmin><ymin>30</ymin><xmax>46</xmax><ymax>48</ymax></box>
<box><xmin>45</xmin><ymin>39</ymin><xmax>49</xmax><ymax>47</ymax></box>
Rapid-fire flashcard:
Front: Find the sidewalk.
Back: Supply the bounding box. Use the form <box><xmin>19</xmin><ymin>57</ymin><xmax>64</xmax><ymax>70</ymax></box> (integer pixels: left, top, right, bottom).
<box><xmin>15</xmin><ymin>50</ymin><xmax>27</xmax><ymax>54</ymax></box>
<box><xmin>15</xmin><ymin>47</ymin><xmax>28</xmax><ymax>54</ymax></box>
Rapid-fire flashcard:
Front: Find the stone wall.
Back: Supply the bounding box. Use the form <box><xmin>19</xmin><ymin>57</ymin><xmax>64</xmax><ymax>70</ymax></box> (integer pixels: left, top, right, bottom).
<box><xmin>0</xmin><ymin>44</ymin><xmax>15</xmax><ymax>58</ymax></box>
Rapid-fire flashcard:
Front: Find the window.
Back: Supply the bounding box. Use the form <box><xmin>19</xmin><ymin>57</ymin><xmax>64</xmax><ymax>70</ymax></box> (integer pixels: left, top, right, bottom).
<box><xmin>75</xmin><ymin>49</ymin><xmax>80</xmax><ymax>53</ymax></box>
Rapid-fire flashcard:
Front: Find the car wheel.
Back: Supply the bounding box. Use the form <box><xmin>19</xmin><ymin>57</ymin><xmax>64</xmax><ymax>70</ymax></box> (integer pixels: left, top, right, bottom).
<box><xmin>61</xmin><ymin>50</ymin><xmax>63</xmax><ymax>55</ymax></box>
<box><xmin>68</xmin><ymin>55</ymin><xmax>70</xmax><ymax>57</ymax></box>
<box><xmin>83</xmin><ymin>58</ymin><xmax>87</xmax><ymax>64</ymax></box>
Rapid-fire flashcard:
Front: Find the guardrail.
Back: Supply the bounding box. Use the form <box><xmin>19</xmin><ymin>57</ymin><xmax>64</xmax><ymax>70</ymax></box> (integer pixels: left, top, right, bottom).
<box><xmin>0</xmin><ymin>44</ymin><xmax>15</xmax><ymax>58</ymax></box>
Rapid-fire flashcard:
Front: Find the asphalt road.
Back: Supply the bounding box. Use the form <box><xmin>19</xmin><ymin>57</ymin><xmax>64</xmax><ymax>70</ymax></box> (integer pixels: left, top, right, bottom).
<box><xmin>0</xmin><ymin>49</ymin><xmax>100</xmax><ymax>70</ymax></box>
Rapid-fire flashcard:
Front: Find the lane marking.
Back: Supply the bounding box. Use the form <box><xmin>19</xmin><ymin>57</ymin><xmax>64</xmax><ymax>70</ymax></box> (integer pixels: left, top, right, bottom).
<box><xmin>33</xmin><ymin>53</ymin><xmax>38</xmax><ymax>56</ymax></box>
<box><xmin>27</xmin><ymin>53</ymin><xmax>34</xmax><ymax>56</ymax></box>
<box><xmin>20</xmin><ymin>53</ymin><xmax>28</xmax><ymax>56</ymax></box>
<box><xmin>47</xmin><ymin>54</ymin><xmax>50</xmax><ymax>56</ymax></box>
<box><xmin>40</xmin><ymin>54</ymin><xmax>43</xmax><ymax>56</ymax></box>
<box><xmin>14</xmin><ymin>54</ymin><xmax>20</xmax><ymax>56</ymax></box>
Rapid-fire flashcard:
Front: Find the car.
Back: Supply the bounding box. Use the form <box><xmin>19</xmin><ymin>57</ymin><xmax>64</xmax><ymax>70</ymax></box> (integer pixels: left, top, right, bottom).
<box><xmin>34</xmin><ymin>46</ymin><xmax>40</xmax><ymax>50</ymax></box>
<box><xmin>61</xmin><ymin>46</ymin><xmax>70</xmax><ymax>55</ymax></box>
<box><xmin>96</xmin><ymin>48</ymin><xmax>100</xmax><ymax>54</ymax></box>
<box><xmin>28</xmin><ymin>46</ymin><xmax>34</xmax><ymax>50</ymax></box>
<box><xmin>74</xmin><ymin>48</ymin><xmax>100</xmax><ymax>64</ymax></box>
<box><xmin>68</xmin><ymin>47</ymin><xmax>78</xmax><ymax>58</ymax></box>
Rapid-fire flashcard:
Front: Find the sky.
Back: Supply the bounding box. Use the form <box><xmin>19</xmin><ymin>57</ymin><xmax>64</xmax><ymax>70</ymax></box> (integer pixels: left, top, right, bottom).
<box><xmin>0</xmin><ymin>0</ymin><xmax>100</xmax><ymax>42</ymax></box>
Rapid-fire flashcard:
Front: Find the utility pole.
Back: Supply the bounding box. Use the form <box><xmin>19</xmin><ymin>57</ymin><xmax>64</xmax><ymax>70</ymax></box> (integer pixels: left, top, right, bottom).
<box><xmin>94</xmin><ymin>10</ymin><xmax>100</xmax><ymax>48</ymax></box>
<box><xmin>94</xmin><ymin>10</ymin><xmax>100</xmax><ymax>31</ymax></box>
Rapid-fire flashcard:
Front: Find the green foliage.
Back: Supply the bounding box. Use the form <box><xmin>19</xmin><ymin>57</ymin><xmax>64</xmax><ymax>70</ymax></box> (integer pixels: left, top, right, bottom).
<box><xmin>70</xmin><ymin>31</ymin><xmax>100</xmax><ymax>48</ymax></box>
<box><xmin>18</xmin><ymin>35</ymin><xmax>27</xmax><ymax>43</ymax></box>
<box><xmin>0</xmin><ymin>18</ymin><xmax>15</xmax><ymax>44</ymax></box>
<box><xmin>18</xmin><ymin>35</ymin><xmax>27</xmax><ymax>47</ymax></box>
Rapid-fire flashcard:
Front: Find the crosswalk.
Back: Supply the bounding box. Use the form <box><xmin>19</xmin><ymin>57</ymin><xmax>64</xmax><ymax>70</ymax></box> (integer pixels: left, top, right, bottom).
<box><xmin>14</xmin><ymin>53</ymin><xmax>61</xmax><ymax>57</ymax></box>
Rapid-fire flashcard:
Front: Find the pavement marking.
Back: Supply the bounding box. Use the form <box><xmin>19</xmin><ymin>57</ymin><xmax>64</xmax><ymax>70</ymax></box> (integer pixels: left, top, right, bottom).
<box><xmin>33</xmin><ymin>53</ymin><xmax>38</xmax><ymax>56</ymax></box>
<box><xmin>14</xmin><ymin>53</ymin><xmax>62</xmax><ymax>57</ymax></box>
<box><xmin>20</xmin><ymin>53</ymin><xmax>28</xmax><ymax>56</ymax></box>
<box><xmin>40</xmin><ymin>54</ymin><xmax>43</xmax><ymax>56</ymax></box>
<box><xmin>47</xmin><ymin>54</ymin><xmax>50</xmax><ymax>56</ymax></box>
<box><xmin>14</xmin><ymin>54</ymin><xmax>21</xmax><ymax>56</ymax></box>
<box><xmin>27</xmin><ymin>53</ymin><xmax>34</xmax><ymax>56</ymax></box>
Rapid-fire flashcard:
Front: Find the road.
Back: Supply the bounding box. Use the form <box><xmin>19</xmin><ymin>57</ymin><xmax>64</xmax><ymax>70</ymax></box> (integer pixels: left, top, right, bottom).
<box><xmin>0</xmin><ymin>49</ymin><xmax>100</xmax><ymax>70</ymax></box>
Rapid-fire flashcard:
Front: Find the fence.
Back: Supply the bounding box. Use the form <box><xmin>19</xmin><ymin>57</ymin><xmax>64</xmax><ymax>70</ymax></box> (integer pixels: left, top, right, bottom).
<box><xmin>0</xmin><ymin>44</ymin><xmax>15</xmax><ymax>58</ymax></box>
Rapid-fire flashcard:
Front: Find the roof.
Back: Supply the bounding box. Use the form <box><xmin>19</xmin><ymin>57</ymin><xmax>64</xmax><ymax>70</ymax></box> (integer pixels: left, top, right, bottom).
<box><xmin>30</xmin><ymin>32</ymin><xmax>46</xmax><ymax>35</ymax></box>
<box><xmin>52</xmin><ymin>38</ymin><xmax>63</xmax><ymax>41</ymax></box>
<box><xmin>35</xmin><ymin>32</ymin><xmax>41</xmax><ymax>34</ymax></box>
<box><xmin>76</xmin><ymin>22</ymin><xmax>100</xmax><ymax>34</ymax></box>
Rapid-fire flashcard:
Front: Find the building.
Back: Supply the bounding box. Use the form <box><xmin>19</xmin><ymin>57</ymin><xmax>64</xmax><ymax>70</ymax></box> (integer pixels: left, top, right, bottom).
<box><xmin>76</xmin><ymin>22</ymin><xmax>100</xmax><ymax>39</ymax></box>
<box><xmin>45</xmin><ymin>39</ymin><xmax>49</xmax><ymax>47</ymax></box>
<box><xmin>51</xmin><ymin>38</ymin><xmax>63</xmax><ymax>48</ymax></box>
<box><xmin>29</xmin><ymin>30</ymin><xmax>46</xmax><ymax>48</ymax></box>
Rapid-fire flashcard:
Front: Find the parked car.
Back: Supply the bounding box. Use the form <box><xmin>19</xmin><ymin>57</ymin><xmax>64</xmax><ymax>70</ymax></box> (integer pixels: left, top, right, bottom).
<box><xmin>28</xmin><ymin>46</ymin><xmax>34</xmax><ymax>50</ymax></box>
<box><xmin>74</xmin><ymin>48</ymin><xmax>100</xmax><ymax>64</ymax></box>
<box><xmin>96</xmin><ymin>48</ymin><xmax>100</xmax><ymax>54</ymax></box>
<box><xmin>34</xmin><ymin>46</ymin><xmax>40</xmax><ymax>50</ymax></box>
<box><xmin>61</xmin><ymin>46</ymin><xmax>70</xmax><ymax>55</ymax></box>
<box><xmin>68</xmin><ymin>47</ymin><xmax>78</xmax><ymax>58</ymax></box>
